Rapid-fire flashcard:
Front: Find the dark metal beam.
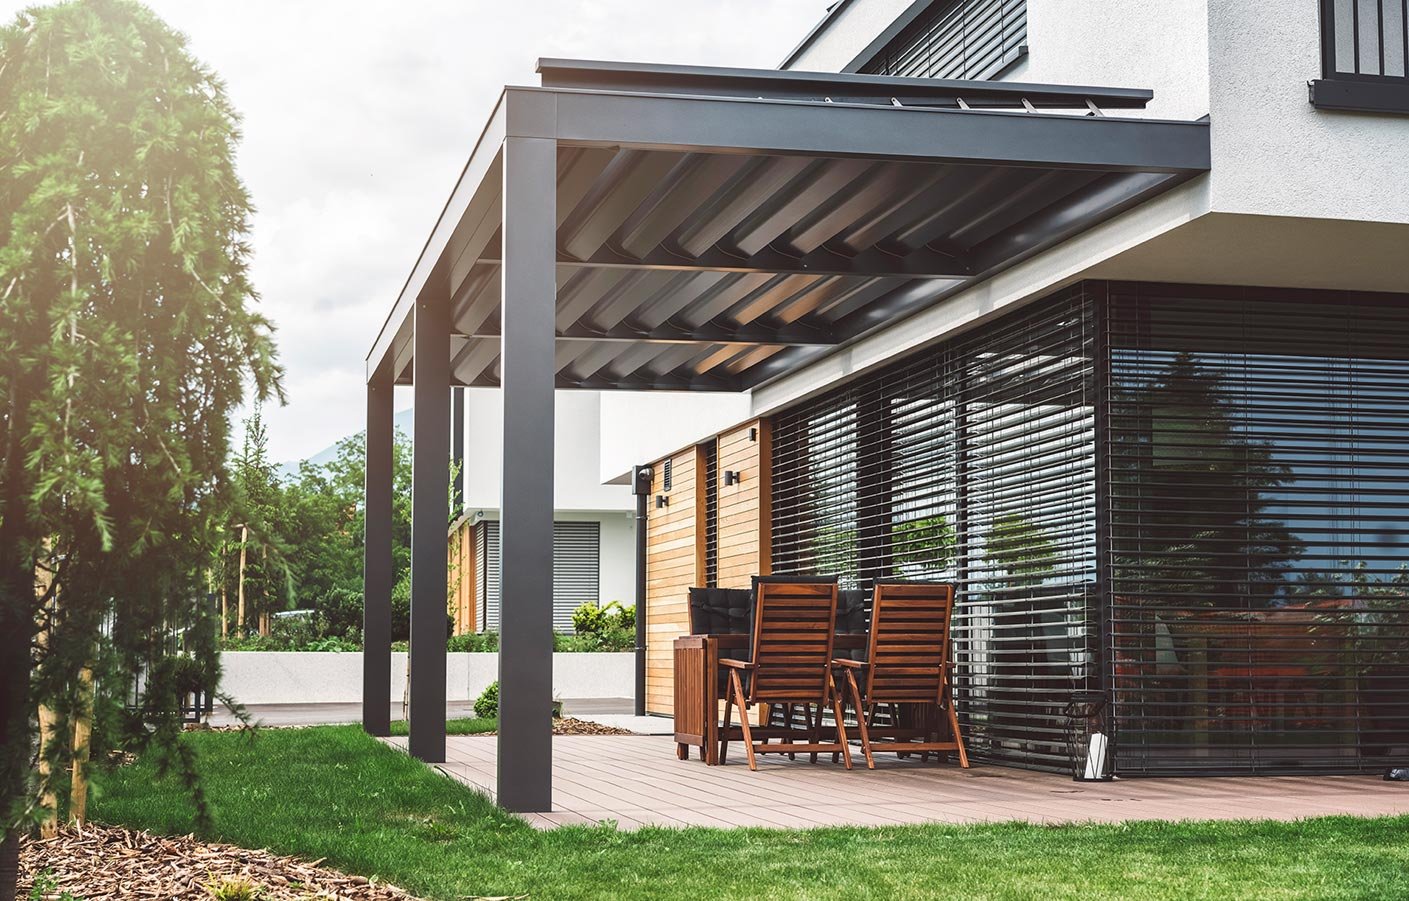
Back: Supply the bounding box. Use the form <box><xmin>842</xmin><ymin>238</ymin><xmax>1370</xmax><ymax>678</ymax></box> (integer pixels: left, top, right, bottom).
<box><xmin>455</xmin><ymin>323</ymin><xmax>839</xmax><ymax>347</ymax></box>
<box><xmin>536</xmin><ymin>58</ymin><xmax>1156</xmax><ymax>110</ymax></box>
<box><xmin>497</xmin><ymin>135</ymin><xmax>557</xmax><ymax>813</ymax></box>
<box><xmin>531</xmin><ymin>88</ymin><xmax>1211</xmax><ymax>174</ymax></box>
<box><xmin>361</xmin><ymin>371</ymin><xmax>394</xmax><ymax>737</ymax></box>
<box><xmin>408</xmin><ymin>293</ymin><xmax>450</xmax><ymax>763</ymax></box>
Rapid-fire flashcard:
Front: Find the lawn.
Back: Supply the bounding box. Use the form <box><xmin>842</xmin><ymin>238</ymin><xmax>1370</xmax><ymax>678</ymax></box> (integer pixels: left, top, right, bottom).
<box><xmin>388</xmin><ymin>716</ymin><xmax>496</xmax><ymax>736</ymax></box>
<box><xmin>92</xmin><ymin>726</ymin><xmax>1409</xmax><ymax>901</ymax></box>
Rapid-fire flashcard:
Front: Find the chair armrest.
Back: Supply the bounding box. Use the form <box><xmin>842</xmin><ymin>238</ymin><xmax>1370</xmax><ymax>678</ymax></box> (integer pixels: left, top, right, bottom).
<box><xmin>718</xmin><ymin>658</ymin><xmax>755</xmax><ymax>670</ymax></box>
<box><xmin>831</xmin><ymin>658</ymin><xmax>866</xmax><ymax>669</ymax></box>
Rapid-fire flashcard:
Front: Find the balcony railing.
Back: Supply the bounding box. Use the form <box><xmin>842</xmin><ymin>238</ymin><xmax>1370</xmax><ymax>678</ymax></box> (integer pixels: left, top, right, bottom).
<box><xmin>1313</xmin><ymin>0</ymin><xmax>1409</xmax><ymax>112</ymax></box>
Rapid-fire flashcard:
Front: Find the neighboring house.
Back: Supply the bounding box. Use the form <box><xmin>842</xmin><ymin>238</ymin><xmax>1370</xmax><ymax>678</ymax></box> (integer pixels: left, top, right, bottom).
<box><xmin>609</xmin><ymin>0</ymin><xmax>1409</xmax><ymax>774</ymax></box>
<box><xmin>448</xmin><ymin>390</ymin><xmax>635</xmax><ymax>634</ymax></box>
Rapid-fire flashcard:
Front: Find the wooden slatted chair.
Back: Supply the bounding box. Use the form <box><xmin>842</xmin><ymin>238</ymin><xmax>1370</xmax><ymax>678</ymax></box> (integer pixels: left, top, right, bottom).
<box><xmin>719</xmin><ymin>576</ymin><xmax>852</xmax><ymax>770</ymax></box>
<box><xmin>834</xmin><ymin>582</ymin><xmax>969</xmax><ymax>770</ymax></box>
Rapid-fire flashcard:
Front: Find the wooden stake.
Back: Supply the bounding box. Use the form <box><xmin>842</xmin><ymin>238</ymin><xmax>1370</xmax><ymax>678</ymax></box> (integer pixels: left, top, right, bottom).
<box><xmin>236</xmin><ymin>523</ymin><xmax>248</xmax><ymax>633</ymax></box>
<box><xmin>69</xmin><ymin>661</ymin><xmax>94</xmax><ymax>825</ymax></box>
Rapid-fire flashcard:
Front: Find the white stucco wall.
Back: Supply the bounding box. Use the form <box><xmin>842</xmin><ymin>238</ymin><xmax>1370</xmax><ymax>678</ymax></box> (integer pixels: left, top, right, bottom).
<box><xmin>595</xmin><ymin>511</ymin><xmax>637</xmax><ymax>606</ymax></box>
<box><xmin>220</xmin><ymin>651</ymin><xmax>635</xmax><ymax>706</ymax></box>
<box><xmin>462</xmin><ymin>388</ymin><xmax>631</xmax><ymax>511</ymax></box>
<box><xmin>1010</xmin><ymin>0</ymin><xmax>1210</xmax><ymax>121</ymax></box>
<box><xmin>784</xmin><ymin>0</ymin><xmax>917</xmax><ymax>71</ymax></box>
<box><xmin>597</xmin><ymin>390</ymin><xmax>752</xmax><ymax>483</ymax></box>
<box><xmin>1205</xmin><ymin>2</ymin><xmax>1409</xmax><ymax>224</ymax></box>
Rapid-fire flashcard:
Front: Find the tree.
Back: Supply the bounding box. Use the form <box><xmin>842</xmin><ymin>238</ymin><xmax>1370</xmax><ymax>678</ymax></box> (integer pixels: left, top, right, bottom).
<box><xmin>224</xmin><ymin>406</ymin><xmax>291</xmax><ymax>636</ymax></box>
<box><xmin>0</xmin><ymin>3</ymin><xmax>280</xmax><ymax>895</ymax></box>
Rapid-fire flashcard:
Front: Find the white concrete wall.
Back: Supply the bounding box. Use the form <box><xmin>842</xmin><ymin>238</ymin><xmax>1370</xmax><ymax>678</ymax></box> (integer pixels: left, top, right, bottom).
<box><xmin>220</xmin><ymin>651</ymin><xmax>635</xmax><ymax>706</ymax></box>
<box><xmin>463</xmin><ymin>388</ymin><xmax>631</xmax><ymax>511</ymax></box>
<box><xmin>597</xmin><ymin>390</ymin><xmax>752</xmax><ymax>483</ymax></box>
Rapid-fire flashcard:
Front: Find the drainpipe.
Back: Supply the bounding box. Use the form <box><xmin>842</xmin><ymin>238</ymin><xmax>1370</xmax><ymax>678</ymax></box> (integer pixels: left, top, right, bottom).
<box><xmin>632</xmin><ymin>465</ymin><xmax>652</xmax><ymax>717</ymax></box>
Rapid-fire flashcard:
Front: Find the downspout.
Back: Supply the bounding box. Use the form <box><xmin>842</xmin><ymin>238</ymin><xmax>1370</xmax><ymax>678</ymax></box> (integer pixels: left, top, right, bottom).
<box><xmin>632</xmin><ymin>465</ymin><xmax>652</xmax><ymax>717</ymax></box>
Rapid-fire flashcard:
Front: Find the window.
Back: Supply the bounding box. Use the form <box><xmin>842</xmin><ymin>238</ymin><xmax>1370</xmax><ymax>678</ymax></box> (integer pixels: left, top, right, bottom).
<box><xmin>475</xmin><ymin>520</ymin><xmax>601</xmax><ymax>632</ymax></box>
<box><xmin>771</xmin><ymin>290</ymin><xmax>1097</xmax><ymax>770</ymax></box>
<box><xmin>857</xmin><ymin>0</ymin><xmax>1027</xmax><ymax>81</ymax></box>
<box><xmin>1312</xmin><ymin>0</ymin><xmax>1409</xmax><ymax>112</ymax></box>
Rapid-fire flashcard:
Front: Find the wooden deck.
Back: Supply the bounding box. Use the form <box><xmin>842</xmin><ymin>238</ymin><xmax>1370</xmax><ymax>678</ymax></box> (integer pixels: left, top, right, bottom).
<box><xmin>383</xmin><ymin>734</ymin><xmax>1409</xmax><ymax>830</ymax></box>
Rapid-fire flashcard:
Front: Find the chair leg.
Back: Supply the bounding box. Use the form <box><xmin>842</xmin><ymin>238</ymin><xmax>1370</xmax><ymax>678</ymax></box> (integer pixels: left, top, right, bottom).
<box><xmin>720</xmin><ymin>675</ymin><xmax>735</xmax><ymax>765</ymax></box>
<box><xmin>844</xmin><ymin>670</ymin><xmax>875</xmax><ymax>770</ymax></box>
<box><xmin>828</xmin><ymin>670</ymin><xmax>853</xmax><ymax>770</ymax></box>
<box><xmin>809</xmin><ymin>702</ymin><xmax>821</xmax><ymax>764</ymax></box>
<box><xmin>784</xmin><ymin>704</ymin><xmax>796</xmax><ymax>760</ymax></box>
<box><xmin>944</xmin><ymin>684</ymin><xmax>970</xmax><ymax>769</ymax></box>
<box><xmin>731</xmin><ymin>669</ymin><xmax>758</xmax><ymax>771</ymax></box>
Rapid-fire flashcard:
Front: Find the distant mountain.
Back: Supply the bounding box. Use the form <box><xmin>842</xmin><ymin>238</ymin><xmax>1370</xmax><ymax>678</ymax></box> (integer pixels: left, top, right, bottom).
<box><xmin>277</xmin><ymin>408</ymin><xmax>413</xmax><ymax>480</ymax></box>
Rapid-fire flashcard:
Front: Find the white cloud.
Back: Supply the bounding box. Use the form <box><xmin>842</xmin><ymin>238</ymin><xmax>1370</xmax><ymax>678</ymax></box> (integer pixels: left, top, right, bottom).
<box><xmin>3</xmin><ymin>0</ymin><xmax>829</xmax><ymax>461</ymax></box>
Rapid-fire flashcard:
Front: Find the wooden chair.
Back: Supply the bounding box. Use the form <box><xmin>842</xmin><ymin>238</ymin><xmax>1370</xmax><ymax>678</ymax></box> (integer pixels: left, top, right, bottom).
<box><xmin>834</xmin><ymin>582</ymin><xmax>969</xmax><ymax>770</ymax></box>
<box><xmin>719</xmin><ymin>576</ymin><xmax>852</xmax><ymax>770</ymax></box>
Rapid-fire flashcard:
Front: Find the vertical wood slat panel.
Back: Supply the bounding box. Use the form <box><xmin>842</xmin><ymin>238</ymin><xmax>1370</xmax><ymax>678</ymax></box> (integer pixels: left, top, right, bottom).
<box><xmin>645</xmin><ymin>449</ymin><xmax>700</xmax><ymax>715</ymax></box>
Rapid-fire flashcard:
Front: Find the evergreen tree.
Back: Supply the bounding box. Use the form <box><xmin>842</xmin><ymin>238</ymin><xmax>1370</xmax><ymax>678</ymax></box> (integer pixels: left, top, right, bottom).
<box><xmin>0</xmin><ymin>2</ymin><xmax>280</xmax><ymax>894</ymax></box>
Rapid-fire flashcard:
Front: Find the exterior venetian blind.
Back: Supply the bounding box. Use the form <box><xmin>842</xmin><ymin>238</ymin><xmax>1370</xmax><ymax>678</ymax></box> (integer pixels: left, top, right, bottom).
<box><xmin>859</xmin><ymin>0</ymin><xmax>1028</xmax><ymax>81</ymax></box>
<box><xmin>1104</xmin><ymin>284</ymin><xmax>1409</xmax><ymax>774</ymax></box>
<box><xmin>552</xmin><ymin>521</ymin><xmax>602</xmax><ymax>632</ymax></box>
<box><xmin>771</xmin><ymin>291</ymin><xmax>1097</xmax><ymax>770</ymax></box>
<box><xmin>477</xmin><ymin>520</ymin><xmax>601</xmax><ymax>634</ymax></box>
<box><xmin>702</xmin><ymin>441</ymin><xmax>720</xmax><ymax>588</ymax></box>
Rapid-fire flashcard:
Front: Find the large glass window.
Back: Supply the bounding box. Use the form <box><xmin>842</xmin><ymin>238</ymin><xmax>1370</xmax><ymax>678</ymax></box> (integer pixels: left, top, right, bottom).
<box><xmin>1106</xmin><ymin>285</ymin><xmax>1409</xmax><ymax>773</ymax></box>
<box><xmin>771</xmin><ymin>290</ymin><xmax>1096</xmax><ymax>769</ymax></box>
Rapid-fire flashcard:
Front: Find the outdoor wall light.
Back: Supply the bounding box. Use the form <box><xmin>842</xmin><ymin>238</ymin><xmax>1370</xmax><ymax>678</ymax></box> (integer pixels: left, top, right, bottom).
<box><xmin>655</xmin><ymin>495</ymin><xmax>669</xmax><ymax>509</ymax></box>
<box><xmin>724</xmin><ymin>470</ymin><xmax>741</xmax><ymax>486</ymax></box>
<box><xmin>749</xmin><ymin>427</ymin><xmax>758</xmax><ymax>442</ymax></box>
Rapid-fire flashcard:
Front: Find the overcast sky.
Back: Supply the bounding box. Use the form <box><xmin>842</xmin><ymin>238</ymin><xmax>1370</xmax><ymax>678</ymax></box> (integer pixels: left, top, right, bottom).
<box><xmin>5</xmin><ymin>0</ymin><xmax>828</xmax><ymax>461</ymax></box>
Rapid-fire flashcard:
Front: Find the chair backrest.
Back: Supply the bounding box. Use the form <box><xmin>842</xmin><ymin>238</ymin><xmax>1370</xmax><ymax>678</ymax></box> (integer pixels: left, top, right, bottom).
<box><xmin>747</xmin><ymin>576</ymin><xmax>839</xmax><ymax>703</ymax></box>
<box><xmin>864</xmin><ymin>582</ymin><xmax>956</xmax><ymax>704</ymax></box>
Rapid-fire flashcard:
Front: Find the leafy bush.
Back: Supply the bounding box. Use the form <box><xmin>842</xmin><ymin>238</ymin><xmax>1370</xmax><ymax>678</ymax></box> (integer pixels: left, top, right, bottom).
<box><xmin>568</xmin><ymin>601</ymin><xmax>636</xmax><ymax>651</ymax></box>
<box><xmin>473</xmin><ymin>680</ymin><xmax>499</xmax><ymax>719</ymax></box>
<box><xmin>447</xmin><ymin>631</ymin><xmax>499</xmax><ymax>653</ymax></box>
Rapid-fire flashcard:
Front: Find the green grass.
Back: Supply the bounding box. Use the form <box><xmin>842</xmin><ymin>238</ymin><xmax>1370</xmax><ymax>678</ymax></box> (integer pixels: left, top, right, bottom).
<box><xmin>387</xmin><ymin>716</ymin><xmax>496</xmax><ymax>736</ymax></box>
<box><xmin>92</xmin><ymin>726</ymin><xmax>1409</xmax><ymax>901</ymax></box>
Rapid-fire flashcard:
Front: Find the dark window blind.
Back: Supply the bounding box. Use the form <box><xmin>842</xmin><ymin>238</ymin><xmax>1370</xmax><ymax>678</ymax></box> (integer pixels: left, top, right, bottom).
<box><xmin>860</xmin><ymin>0</ymin><xmax>1028</xmax><ymax>81</ymax></box>
<box><xmin>771</xmin><ymin>291</ymin><xmax>1097</xmax><ymax>769</ymax></box>
<box><xmin>1106</xmin><ymin>285</ymin><xmax>1409</xmax><ymax>774</ymax></box>
<box><xmin>475</xmin><ymin>520</ymin><xmax>601</xmax><ymax>634</ymax></box>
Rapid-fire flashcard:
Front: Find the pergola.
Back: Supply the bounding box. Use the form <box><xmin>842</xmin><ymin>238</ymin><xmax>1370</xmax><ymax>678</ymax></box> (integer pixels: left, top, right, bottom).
<box><xmin>362</xmin><ymin>58</ymin><xmax>1210</xmax><ymax>812</ymax></box>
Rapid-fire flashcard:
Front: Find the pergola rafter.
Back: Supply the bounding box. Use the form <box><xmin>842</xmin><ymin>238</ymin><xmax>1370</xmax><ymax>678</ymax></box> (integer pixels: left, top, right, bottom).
<box><xmin>362</xmin><ymin>58</ymin><xmax>1210</xmax><ymax>813</ymax></box>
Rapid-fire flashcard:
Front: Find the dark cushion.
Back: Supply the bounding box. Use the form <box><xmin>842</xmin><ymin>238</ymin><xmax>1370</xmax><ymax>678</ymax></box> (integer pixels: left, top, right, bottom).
<box><xmin>688</xmin><ymin>587</ymin><xmax>752</xmax><ymax>635</ymax></box>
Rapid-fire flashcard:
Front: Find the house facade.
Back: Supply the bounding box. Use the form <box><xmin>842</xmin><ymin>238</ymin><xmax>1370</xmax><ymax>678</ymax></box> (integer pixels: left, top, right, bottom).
<box><xmin>619</xmin><ymin>0</ymin><xmax>1409</xmax><ymax>775</ymax></box>
<box><xmin>446</xmin><ymin>389</ymin><xmax>638</xmax><ymax>635</ymax></box>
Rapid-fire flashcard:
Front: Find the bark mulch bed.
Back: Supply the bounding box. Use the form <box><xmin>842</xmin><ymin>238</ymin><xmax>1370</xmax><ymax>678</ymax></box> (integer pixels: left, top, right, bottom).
<box><xmin>22</xmin><ymin>823</ymin><xmax>422</xmax><ymax>900</ymax></box>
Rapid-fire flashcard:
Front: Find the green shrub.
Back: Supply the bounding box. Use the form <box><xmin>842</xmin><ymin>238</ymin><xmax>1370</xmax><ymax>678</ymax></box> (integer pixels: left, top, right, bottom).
<box><xmin>572</xmin><ymin>597</ymin><xmax>639</xmax><ymax>648</ymax></box>
<box><xmin>473</xmin><ymin>680</ymin><xmax>499</xmax><ymax>719</ymax></box>
<box><xmin>447</xmin><ymin>631</ymin><xmax>499</xmax><ymax>653</ymax></box>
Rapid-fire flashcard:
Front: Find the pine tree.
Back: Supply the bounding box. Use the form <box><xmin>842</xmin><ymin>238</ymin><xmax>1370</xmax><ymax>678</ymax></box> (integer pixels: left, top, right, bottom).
<box><xmin>0</xmin><ymin>3</ymin><xmax>280</xmax><ymax>895</ymax></box>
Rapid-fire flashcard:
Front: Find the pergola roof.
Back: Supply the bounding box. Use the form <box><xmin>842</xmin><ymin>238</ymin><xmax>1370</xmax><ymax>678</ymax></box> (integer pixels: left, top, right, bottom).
<box><xmin>366</xmin><ymin>59</ymin><xmax>1209</xmax><ymax>392</ymax></box>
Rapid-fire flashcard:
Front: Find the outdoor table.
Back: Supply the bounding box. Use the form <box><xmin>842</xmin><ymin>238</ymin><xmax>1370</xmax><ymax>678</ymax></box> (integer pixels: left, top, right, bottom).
<box><xmin>673</xmin><ymin>632</ymin><xmax>865</xmax><ymax>764</ymax></box>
